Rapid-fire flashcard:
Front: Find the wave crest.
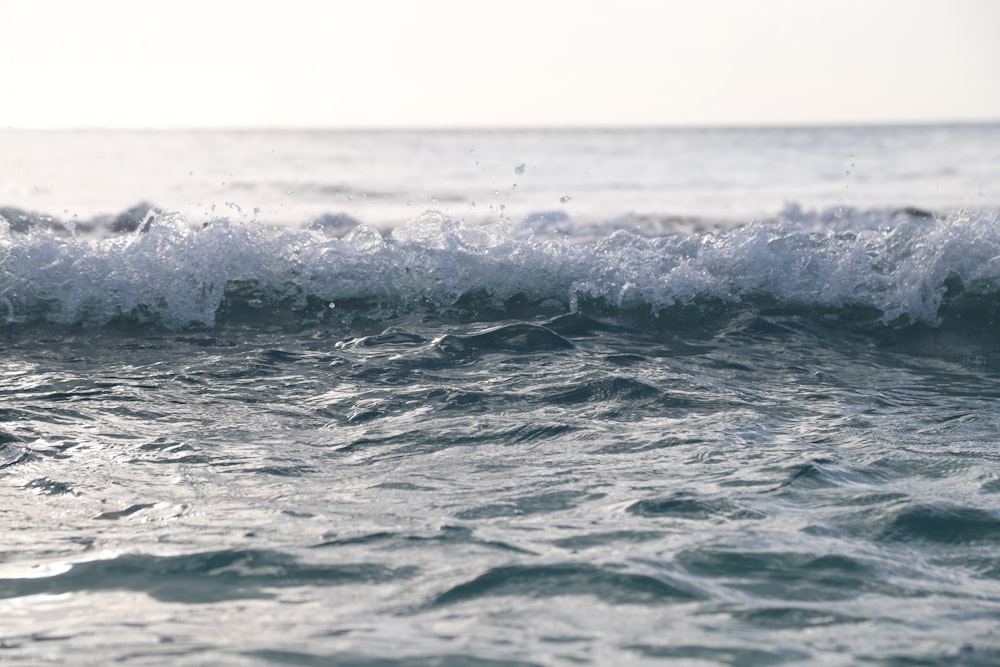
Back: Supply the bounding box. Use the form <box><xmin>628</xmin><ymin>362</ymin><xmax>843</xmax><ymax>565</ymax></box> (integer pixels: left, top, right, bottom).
<box><xmin>1</xmin><ymin>207</ymin><xmax>998</xmax><ymax>330</ymax></box>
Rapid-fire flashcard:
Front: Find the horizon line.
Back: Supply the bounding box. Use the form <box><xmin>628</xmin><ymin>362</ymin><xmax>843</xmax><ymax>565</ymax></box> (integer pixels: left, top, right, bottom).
<box><xmin>5</xmin><ymin>118</ymin><xmax>1000</xmax><ymax>132</ymax></box>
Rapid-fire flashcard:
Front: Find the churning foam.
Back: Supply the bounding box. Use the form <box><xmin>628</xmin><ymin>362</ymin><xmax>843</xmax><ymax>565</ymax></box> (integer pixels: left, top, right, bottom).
<box><xmin>2</xmin><ymin>207</ymin><xmax>998</xmax><ymax>329</ymax></box>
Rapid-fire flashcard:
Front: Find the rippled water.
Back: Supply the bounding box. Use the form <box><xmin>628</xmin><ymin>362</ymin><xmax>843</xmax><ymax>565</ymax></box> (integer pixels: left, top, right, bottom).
<box><xmin>2</xmin><ymin>300</ymin><xmax>1000</xmax><ymax>665</ymax></box>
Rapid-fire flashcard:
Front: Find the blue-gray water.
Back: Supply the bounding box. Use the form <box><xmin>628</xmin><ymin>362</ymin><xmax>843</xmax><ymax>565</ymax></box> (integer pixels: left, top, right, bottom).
<box><xmin>2</xmin><ymin>126</ymin><xmax>1000</xmax><ymax>665</ymax></box>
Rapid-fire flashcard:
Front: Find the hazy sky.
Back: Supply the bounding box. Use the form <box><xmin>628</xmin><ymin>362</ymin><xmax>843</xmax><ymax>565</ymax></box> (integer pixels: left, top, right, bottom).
<box><xmin>2</xmin><ymin>0</ymin><xmax>998</xmax><ymax>128</ymax></box>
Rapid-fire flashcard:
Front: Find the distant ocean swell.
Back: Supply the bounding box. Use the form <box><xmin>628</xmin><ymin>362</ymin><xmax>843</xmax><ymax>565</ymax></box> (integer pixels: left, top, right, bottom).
<box><xmin>1</xmin><ymin>205</ymin><xmax>998</xmax><ymax>332</ymax></box>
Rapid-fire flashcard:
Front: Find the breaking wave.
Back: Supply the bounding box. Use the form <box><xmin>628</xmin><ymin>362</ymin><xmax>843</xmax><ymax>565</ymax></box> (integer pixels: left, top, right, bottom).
<box><xmin>2</xmin><ymin>205</ymin><xmax>998</xmax><ymax>332</ymax></box>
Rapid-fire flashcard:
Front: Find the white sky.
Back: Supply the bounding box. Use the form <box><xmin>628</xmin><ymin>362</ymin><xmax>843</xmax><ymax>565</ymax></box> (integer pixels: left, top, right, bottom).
<box><xmin>1</xmin><ymin>0</ymin><xmax>998</xmax><ymax>128</ymax></box>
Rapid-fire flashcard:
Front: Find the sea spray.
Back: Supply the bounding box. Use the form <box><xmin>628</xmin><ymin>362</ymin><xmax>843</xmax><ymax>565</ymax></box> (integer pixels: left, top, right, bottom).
<box><xmin>3</xmin><ymin>207</ymin><xmax>999</xmax><ymax>330</ymax></box>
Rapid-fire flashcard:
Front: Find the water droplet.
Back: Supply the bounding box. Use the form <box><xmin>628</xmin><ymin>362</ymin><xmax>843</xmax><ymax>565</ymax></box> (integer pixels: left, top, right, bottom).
<box><xmin>512</xmin><ymin>183</ymin><xmax>518</xmax><ymax>190</ymax></box>
<box><xmin>560</xmin><ymin>195</ymin><xmax>572</xmax><ymax>204</ymax></box>
<box><xmin>469</xmin><ymin>201</ymin><xmax>476</xmax><ymax>208</ymax></box>
<box><xmin>514</xmin><ymin>163</ymin><xmax>525</xmax><ymax>175</ymax></box>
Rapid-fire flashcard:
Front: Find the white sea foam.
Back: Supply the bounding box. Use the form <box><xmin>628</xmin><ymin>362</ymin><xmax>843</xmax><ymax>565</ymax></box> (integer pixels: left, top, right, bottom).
<box><xmin>1</xmin><ymin>207</ymin><xmax>998</xmax><ymax>329</ymax></box>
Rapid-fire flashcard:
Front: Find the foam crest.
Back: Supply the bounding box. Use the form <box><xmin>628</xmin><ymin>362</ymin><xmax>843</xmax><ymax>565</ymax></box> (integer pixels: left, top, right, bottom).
<box><xmin>2</xmin><ymin>207</ymin><xmax>998</xmax><ymax>329</ymax></box>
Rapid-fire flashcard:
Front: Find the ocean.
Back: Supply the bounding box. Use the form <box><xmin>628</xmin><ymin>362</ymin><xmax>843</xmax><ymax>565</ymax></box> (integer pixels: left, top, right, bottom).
<box><xmin>2</xmin><ymin>124</ymin><xmax>999</xmax><ymax>666</ymax></box>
